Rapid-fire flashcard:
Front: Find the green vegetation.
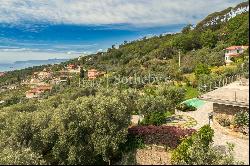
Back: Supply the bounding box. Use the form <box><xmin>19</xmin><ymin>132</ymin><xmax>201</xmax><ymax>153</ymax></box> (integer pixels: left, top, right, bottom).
<box><xmin>0</xmin><ymin>2</ymin><xmax>249</xmax><ymax>165</ymax></box>
<box><xmin>234</xmin><ymin>111</ymin><xmax>249</xmax><ymax>127</ymax></box>
<box><xmin>215</xmin><ymin>114</ymin><xmax>232</xmax><ymax>127</ymax></box>
<box><xmin>184</xmin><ymin>86</ymin><xmax>199</xmax><ymax>100</ymax></box>
<box><xmin>171</xmin><ymin>125</ymin><xmax>243</xmax><ymax>165</ymax></box>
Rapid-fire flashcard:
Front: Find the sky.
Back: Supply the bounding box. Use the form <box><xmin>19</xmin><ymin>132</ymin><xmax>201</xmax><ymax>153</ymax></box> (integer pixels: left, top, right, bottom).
<box><xmin>0</xmin><ymin>0</ymin><xmax>245</xmax><ymax>64</ymax></box>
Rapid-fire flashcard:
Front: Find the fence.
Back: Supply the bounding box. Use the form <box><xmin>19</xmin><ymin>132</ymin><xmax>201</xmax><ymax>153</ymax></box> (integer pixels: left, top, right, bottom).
<box><xmin>198</xmin><ymin>74</ymin><xmax>243</xmax><ymax>94</ymax></box>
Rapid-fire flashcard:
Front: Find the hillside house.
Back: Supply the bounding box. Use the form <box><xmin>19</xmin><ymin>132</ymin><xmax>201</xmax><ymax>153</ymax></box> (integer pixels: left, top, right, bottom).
<box><xmin>225</xmin><ymin>46</ymin><xmax>248</xmax><ymax>64</ymax></box>
<box><xmin>26</xmin><ymin>85</ymin><xmax>52</xmax><ymax>98</ymax></box>
<box><xmin>66</xmin><ymin>64</ymin><xmax>78</xmax><ymax>70</ymax></box>
<box><xmin>59</xmin><ymin>75</ymin><xmax>69</xmax><ymax>83</ymax></box>
<box><xmin>38</xmin><ymin>71</ymin><xmax>52</xmax><ymax>79</ymax></box>
<box><xmin>66</xmin><ymin>64</ymin><xmax>81</xmax><ymax>73</ymax></box>
<box><xmin>33</xmin><ymin>70</ymin><xmax>52</xmax><ymax>80</ymax></box>
<box><xmin>30</xmin><ymin>78</ymin><xmax>42</xmax><ymax>85</ymax></box>
<box><xmin>0</xmin><ymin>72</ymin><xmax>5</xmax><ymax>77</ymax></box>
<box><xmin>87</xmin><ymin>69</ymin><xmax>105</xmax><ymax>80</ymax></box>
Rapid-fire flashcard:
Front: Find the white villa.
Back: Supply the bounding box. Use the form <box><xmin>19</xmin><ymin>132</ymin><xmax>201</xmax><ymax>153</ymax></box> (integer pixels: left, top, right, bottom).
<box><xmin>225</xmin><ymin>46</ymin><xmax>248</xmax><ymax>64</ymax></box>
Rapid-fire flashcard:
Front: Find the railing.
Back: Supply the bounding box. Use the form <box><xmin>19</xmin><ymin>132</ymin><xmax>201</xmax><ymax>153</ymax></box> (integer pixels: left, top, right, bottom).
<box><xmin>198</xmin><ymin>74</ymin><xmax>243</xmax><ymax>94</ymax></box>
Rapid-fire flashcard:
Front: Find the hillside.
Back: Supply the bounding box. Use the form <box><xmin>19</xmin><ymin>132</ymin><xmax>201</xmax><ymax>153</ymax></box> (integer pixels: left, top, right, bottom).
<box><xmin>0</xmin><ymin>1</ymin><xmax>249</xmax><ymax>86</ymax></box>
<box><xmin>0</xmin><ymin>1</ymin><xmax>249</xmax><ymax>165</ymax></box>
<box><xmin>70</xmin><ymin>1</ymin><xmax>249</xmax><ymax>78</ymax></box>
<box><xmin>196</xmin><ymin>1</ymin><xmax>249</xmax><ymax>29</ymax></box>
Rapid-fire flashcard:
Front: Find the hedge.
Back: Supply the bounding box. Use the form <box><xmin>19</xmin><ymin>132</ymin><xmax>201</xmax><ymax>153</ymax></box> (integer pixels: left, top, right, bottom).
<box><xmin>128</xmin><ymin>125</ymin><xmax>196</xmax><ymax>148</ymax></box>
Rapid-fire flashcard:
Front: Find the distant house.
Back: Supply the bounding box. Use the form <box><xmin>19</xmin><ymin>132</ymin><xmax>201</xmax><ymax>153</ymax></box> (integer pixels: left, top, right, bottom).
<box><xmin>0</xmin><ymin>72</ymin><xmax>5</xmax><ymax>77</ymax></box>
<box><xmin>59</xmin><ymin>75</ymin><xmax>69</xmax><ymax>83</ymax></box>
<box><xmin>26</xmin><ymin>89</ymin><xmax>41</xmax><ymax>98</ymax></box>
<box><xmin>30</xmin><ymin>78</ymin><xmax>41</xmax><ymax>85</ymax></box>
<box><xmin>225</xmin><ymin>46</ymin><xmax>248</xmax><ymax>64</ymax></box>
<box><xmin>87</xmin><ymin>69</ymin><xmax>105</xmax><ymax>80</ymax></box>
<box><xmin>26</xmin><ymin>85</ymin><xmax>52</xmax><ymax>98</ymax></box>
<box><xmin>66</xmin><ymin>64</ymin><xmax>81</xmax><ymax>73</ymax></box>
<box><xmin>33</xmin><ymin>70</ymin><xmax>52</xmax><ymax>80</ymax></box>
<box><xmin>50</xmin><ymin>74</ymin><xmax>70</xmax><ymax>85</ymax></box>
<box><xmin>67</xmin><ymin>64</ymin><xmax>77</xmax><ymax>70</ymax></box>
<box><xmin>38</xmin><ymin>72</ymin><xmax>52</xmax><ymax>79</ymax></box>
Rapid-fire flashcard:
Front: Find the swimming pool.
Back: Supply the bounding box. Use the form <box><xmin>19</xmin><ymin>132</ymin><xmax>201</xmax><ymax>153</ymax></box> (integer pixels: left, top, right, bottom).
<box><xmin>182</xmin><ymin>98</ymin><xmax>205</xmax><ymax>108</ymax></box>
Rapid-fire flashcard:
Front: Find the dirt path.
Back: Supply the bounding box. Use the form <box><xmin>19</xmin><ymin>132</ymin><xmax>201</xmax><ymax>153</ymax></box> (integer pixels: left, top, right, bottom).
<box><xmin>176</xmin><ymin>102</ymin><xmax>249</xmax><ymax>164</ymax></box>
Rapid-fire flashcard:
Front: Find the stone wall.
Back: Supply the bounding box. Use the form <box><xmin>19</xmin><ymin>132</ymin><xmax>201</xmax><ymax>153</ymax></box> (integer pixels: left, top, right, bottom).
<box><xmin>213</xmin><ymin>103</ymin><xmax>248</xmax><ymax>115</ymax></box>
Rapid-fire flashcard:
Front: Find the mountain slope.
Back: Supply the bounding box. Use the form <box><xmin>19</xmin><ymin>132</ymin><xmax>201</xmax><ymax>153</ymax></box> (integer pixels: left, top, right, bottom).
<box><xmin>72</xmin><ymin>1</ymin><xmax>248</xmax><ymax>77</ymax></box>
<box><xmin>0</xmin><ymin>1</ymin><xmax>249</xmax><ymax>85</ymax></box>
<box><xmin>196</xmin><ymin>1</ymin><xmax>249</xmax><ymax>29</ymax></box>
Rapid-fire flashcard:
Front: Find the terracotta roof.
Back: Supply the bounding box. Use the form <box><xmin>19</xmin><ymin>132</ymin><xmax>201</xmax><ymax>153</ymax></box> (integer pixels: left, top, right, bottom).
<box><xmin>27</xmin><ymin>85</ymin><xmax>52</xmax><ymax>94</ymax></box>
<box><xmin>227</xmin><ymin>53</ymin><xmax>240</xmax><ymax>57</ymax></box>
<box><xmin>27</xmin><ymin>89</ymin><xmax>39</xmax><ymax>93</ymax></box>
<box><xmin>0</xmin><ymin>72</ymin><xmax>5</xmax><ymax>76</ymax></box>
<box><xmin>88</xmin><ymin>69</ymin><xmax>98</xmax><ymax>72</ymax></box>
<box><xmin>68</xmin><ymin>64</ymin><xmax>76</xmax><ymax>67</ymax></box>
<box><xmin>37</xmin><ymin>85</ymin><xmax>52</xmax><ymax>90</ymax></box>
<box><xmin>225</xmin><ymin>46</ymin><xmax>249</xmax><ymax>50</ymax></box>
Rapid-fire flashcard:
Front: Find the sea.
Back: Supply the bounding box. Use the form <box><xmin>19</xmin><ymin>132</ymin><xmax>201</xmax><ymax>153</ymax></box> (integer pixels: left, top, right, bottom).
<box><xmin>0</xmin><ymin>58</ymin><xmax>70</xmax><ymax>72</ymax></box>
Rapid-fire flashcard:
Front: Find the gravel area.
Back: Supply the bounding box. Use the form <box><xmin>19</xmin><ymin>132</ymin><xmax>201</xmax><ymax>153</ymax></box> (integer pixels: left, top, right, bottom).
<box><xmin>135</xmin><ymin>146</ymin><xmax>171</xmax><ymax>165</ymax></box>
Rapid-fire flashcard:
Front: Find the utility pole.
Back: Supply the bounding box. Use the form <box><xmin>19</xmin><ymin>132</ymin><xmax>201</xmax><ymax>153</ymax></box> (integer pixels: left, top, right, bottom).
<box><xmin>178</xmin><ymin>50</ymin><xmax>181</xmax><ymax>71</ymax></box>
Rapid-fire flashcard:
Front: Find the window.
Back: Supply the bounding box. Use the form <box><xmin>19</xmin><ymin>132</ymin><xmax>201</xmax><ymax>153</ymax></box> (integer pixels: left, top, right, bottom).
<box><xmin>237</xmin><ymin>50</ymin><xmax>240</xmax><ymax>53</ymax></box>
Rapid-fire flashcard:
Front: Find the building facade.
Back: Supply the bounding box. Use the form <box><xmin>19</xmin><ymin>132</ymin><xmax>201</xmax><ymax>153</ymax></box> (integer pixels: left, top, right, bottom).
<box><xmin>225</xmin><ymin>46</ymin><xmax>248</xmax><ymax>64</ymax></box>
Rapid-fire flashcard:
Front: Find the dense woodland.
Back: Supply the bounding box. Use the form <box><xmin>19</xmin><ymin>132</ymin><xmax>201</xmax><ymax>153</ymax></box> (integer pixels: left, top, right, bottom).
<box><xmin>0</xmin><ymin>1</ymin><xmax>249</xmax><ymax>165</ymax></box>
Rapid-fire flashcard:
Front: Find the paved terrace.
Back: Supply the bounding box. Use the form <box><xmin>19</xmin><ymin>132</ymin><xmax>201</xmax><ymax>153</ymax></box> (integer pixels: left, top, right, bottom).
<box><xmin>199</xmin><ymin>79</ymin><xmax>249</xmax><ymax>107</ymax></box>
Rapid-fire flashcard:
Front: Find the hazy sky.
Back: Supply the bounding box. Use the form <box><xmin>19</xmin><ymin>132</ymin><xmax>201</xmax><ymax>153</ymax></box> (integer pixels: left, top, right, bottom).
<box><xmin>0</xmin><ymin>0</ymin><xmax>246</xmax><ymax>63</ymax></box>
<box><xmin>0</xmin><ymin>0</ymin><xmax>244</xmax><ymax>26</ymax></box>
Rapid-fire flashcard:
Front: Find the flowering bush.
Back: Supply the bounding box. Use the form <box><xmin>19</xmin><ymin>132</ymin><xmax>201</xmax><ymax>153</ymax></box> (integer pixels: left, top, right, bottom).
<box><xmin>128</xmin><ymin>125</ymin><xmax>196</xmax><ymax>148</ymax></box>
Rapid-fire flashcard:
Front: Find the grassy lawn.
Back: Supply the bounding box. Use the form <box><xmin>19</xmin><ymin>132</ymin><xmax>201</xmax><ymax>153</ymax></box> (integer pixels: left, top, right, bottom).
<box><xmin>184</xmin><ymin>86</ymin><xmax>199</xmax><ymax>100</ymax></box>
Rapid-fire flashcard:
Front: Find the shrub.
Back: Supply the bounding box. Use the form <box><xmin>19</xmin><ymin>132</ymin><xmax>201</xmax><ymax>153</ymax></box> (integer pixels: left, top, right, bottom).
<box><xmin>176</xmin><ymin>103</ymin><xmax>197</xmax><ymax>112</ymax></box>
<box><xmin>0</xmin><ymin>147</ymin><xmax>47</xmax><ymax>165</ymax></box>
<box><xmin>234</xmin><ymin>111</ymin><xmax>249</xmax><ymax>127</ymax></box>
<box><xmin>215</xmin><ymin>114</ymin><xmax>231</xmax><ymax>127</ymax></box>
<box><xmin>195</xmin><ymin>125</ymin><xmax>214</xmax><ymax>147</ymax></box>
<box><xmin>141</xmin><ymin>111</ymin><xmax>166</xmax><ymax>126</ymax></box>
<box><xmin>128</xmin><ymin>125</ymin><xmax>196</xmax><ymax>148</ymax></box>
<box><xmin>171</xmin><ymin>125</ymin><xmax>243</xmax><ymax>165</ymax></box>
<box><xmin>137</xmin><ymin>95</ymin><xmax>175</xmax><ymax>125</ymax></box>
<box><xmin>243</xmin><ymin>72</ymin><xmax>249</xmax><ymax>79</ymax></box>
<box><xmin>194</xmin><ymin>63</ymin><xmax>211</xmax><ymax>79</ymax></box>
<box><xmin>172</xmin><ymin>137</ymin><xmax>243</xmax><ymax>165</ymax></box>
<box><xmin>171</xmin><ymin>125</ymin><xmax>214</xmax><ymax>164</ymax></box>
